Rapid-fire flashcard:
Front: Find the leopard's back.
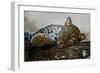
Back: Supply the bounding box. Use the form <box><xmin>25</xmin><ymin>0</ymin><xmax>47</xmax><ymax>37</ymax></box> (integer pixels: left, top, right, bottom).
<box><xmin>35</xmin><ymin>24</ymin><xmax>64</xmax><ymax>35</ymax></box>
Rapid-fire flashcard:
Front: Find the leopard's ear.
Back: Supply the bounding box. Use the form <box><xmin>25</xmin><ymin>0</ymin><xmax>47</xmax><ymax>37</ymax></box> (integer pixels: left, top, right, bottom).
<box><xmin>65</xmin><ymin>16</ymin><xmax>72</xmax><ymax>25</ymax></box>
<box><xmin>79</xmin><ymin>33</ymin><xmax>86</xmax><ymax>41</ymax></box>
